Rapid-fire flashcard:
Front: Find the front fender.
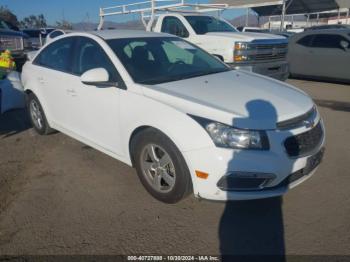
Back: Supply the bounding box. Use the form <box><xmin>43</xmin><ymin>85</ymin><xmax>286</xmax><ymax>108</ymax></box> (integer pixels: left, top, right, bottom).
<box><xmin>121</xmin><ymin>91</ymin><xmax>214</xmax><ymax>157</ymax></box>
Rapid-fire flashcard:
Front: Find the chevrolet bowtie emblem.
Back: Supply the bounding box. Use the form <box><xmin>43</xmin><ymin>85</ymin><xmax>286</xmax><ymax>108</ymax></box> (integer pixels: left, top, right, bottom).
<box><xmin>303</xmin><ymin>119</ymin><xmax>315</xmax><ymax>128</ymax></box>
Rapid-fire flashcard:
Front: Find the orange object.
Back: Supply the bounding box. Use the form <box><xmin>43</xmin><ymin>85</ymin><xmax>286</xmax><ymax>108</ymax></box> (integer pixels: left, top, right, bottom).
<box><xmin>195</xmin><ymin>170</ymin><xmax>209</xmax><ymax>179</ymax></box>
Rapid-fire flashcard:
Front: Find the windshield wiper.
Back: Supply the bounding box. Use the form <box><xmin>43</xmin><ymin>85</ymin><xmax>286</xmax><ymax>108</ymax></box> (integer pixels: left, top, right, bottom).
<box><xmin>137</xmin><ymin>68</ymin><xmax>231</xmax><ymax>85</ymax></box>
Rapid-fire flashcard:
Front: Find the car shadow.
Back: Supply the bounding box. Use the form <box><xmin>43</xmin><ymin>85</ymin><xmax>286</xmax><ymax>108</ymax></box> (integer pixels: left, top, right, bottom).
<box><xmin>0</xmin><ymin>109</ymin><xmax>31</xmax><ymax>138</ymax></box>
<box><xmin>219</xmin><ymin>100</ymin><xmax>298</xmax><ymax>261</ymax></box>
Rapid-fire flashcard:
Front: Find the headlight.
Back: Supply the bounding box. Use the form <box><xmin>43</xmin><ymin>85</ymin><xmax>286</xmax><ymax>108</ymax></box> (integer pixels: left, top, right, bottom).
<box><xmin>235</xmin><ymin>42</ymin><xmax>249</xmax><ymax>50</ymax></box>
<box><xmin>189</xmin><ymin>115</ymin><xmax>269</xmax><ymax>150</ymax></box>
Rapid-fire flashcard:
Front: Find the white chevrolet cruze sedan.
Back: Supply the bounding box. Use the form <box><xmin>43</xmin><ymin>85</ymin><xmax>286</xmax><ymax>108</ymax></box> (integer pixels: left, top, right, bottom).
<box><xmin>21</xmin><ymin>30</ymin><xmax>325</xmax><ymax>203</ymax></box>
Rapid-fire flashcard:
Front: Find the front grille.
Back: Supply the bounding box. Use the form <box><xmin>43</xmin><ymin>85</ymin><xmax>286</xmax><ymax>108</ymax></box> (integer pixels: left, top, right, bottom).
<box><xmin>254</xmin><ymin>43</ymin><xmax>288</xmax><ymax>50</ymax></box>
<box><xmin>0</xmin><ymin>36</ymin><xmax>23</xmax><ymax>52</ymax></box>
<box><xmin>284</xmin><ymin>122</ymin><xmax>323</xmax><ymax>157</ymax></box>
<box><xmin>251</xmin><ymin>43</ymin><xmax>288</xmax><ymax>61</ymax></box>
<box><xmin>252</xmin><ymin>52</ymin><xmax>287</xmax><ymax>61</ymax></box>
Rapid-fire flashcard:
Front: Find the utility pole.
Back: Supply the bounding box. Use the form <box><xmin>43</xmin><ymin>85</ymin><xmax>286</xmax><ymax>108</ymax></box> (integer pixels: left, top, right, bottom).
<box><xmin>245</xmin><ymin>8</ymin><xmax>249</xmax><ymax>26</ymax></box>
<box><xmin>147</xmin><ymin>0</ymin><xmax>155</xmax><ymax>31</ymax></box>
<box><xmin>280</xmin><ymin>0</ymin><xmax>286</xmax><ymax>31</ymax></box>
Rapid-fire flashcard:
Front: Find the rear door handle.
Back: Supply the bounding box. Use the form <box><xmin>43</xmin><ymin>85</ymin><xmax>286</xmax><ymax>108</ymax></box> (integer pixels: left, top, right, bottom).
<box><xmin>37</xmin><ymin>77</ymin><xmax>45</xmax><ymax>84</ymax></box>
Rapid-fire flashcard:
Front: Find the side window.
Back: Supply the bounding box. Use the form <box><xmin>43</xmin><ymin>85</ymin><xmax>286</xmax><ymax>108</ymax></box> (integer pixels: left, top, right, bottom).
<box><xmin>296</xmin><ymin>35</ymin><xmax>314</xmax><ymax>47</ymax></box>
<box><xmin>33</xmin><ymin>37</ymin><xmax>75</xmax><ymax>72</ymax></box>
<box><xmin>72</xmin><ymin>37</ymin><xmax>121</xmax><ymax>83</ymax></box>
<box><xmin>161</xmin><ymin>17</ymin><xmax>189</xmax><ymax>38</ymax></box>
<box><xmin>311</xmin><ymin>34</ymin><xmax>349</xmax><ymax>49</ymax></box>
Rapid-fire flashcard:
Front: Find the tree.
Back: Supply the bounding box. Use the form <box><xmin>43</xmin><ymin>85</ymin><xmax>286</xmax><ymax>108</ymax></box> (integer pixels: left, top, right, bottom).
<box><xmin>20</xmin><ymin>14</ymin><xmax>47</xmax><ymax>29</ymax></box>
<box><xmin>0</xmin><ymin>6</ymin><xmax>19</xmax><ymax>26</ymax></box>
<box><xmin>55</xmin><ymin>20</ymin><xmax>73</xmax><ymax>30</ymax></box>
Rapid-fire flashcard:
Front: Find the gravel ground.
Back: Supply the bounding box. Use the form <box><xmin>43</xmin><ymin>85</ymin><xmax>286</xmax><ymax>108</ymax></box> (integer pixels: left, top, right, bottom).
<box><xmin>0</xmin><ymin>79</ymin><xmax>349</xmax><ymax>256</ymax></box>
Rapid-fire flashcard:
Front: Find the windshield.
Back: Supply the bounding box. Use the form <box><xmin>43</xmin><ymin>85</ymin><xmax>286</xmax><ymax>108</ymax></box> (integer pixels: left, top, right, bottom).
<box><xmin>107</xmin><ymin>37</ymin><xmax>230</xmax><ymax>85</ymax></box>
<box><xmin>185</xmin><ymin>16</ymin><xmax>237</xmax><ymax>35</ymax></box>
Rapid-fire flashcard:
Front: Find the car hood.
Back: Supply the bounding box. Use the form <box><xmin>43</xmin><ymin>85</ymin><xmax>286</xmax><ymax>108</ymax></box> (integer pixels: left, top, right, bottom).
<box><xmin>205</xmin><ymin>32</ymin><xmax>286</xmax><ymax>42</ymax></box>
<box><xmin>141</xmin><ymin>70</ymin><xmax>314</xmax><ymax>130</ymax></box>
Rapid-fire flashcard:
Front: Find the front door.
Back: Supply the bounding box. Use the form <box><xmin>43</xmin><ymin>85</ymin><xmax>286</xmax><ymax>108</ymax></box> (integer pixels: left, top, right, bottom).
<box><xmin>67</xmin><ymin>37</ymin><xmax>124</xmax><ymax>156</ymax></box>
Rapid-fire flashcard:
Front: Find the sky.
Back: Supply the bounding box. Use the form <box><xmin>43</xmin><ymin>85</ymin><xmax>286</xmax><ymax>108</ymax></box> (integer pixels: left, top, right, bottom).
<box><xmin>1</xmin><ymin>0</ymin><xmax>246</xmax><ymax>25</ymax></box>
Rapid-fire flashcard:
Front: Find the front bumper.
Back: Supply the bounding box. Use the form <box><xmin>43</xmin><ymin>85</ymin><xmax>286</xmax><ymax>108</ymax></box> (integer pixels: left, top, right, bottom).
<box><xmin>183</xmin><ymin>119</ymin><xmax>325</xmax><ymax>201</ymax></box>
<box><xmin>229</xmin><ymin>61</ymin><xmax>289</xmax><ymax>81</ymax></box>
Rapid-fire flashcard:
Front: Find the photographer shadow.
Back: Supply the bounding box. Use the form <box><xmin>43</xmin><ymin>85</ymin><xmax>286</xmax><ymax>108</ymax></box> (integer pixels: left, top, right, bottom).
<box><xmin>219</xmin><ymin>100</ymin><xmax>297</xmax><ymax>261</ymax></box>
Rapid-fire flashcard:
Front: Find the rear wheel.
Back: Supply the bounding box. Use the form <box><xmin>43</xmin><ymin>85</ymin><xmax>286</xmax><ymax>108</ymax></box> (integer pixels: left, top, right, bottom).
<box><xmin>132</xmin><ymin>128</ymin><xmax>192</xmax><ymax>203</ymax></box>
<box><xmin>27</xmin><ymin>93</ymin><xmax>54</xmax><ymax>135</ymax></box>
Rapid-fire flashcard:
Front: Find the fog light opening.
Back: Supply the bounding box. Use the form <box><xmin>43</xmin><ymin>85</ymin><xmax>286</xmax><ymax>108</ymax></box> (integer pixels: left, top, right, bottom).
<box><xmin>217</xmin><ymin>172</ymin><xmax>275</xmax><ymax>191</ymax></box>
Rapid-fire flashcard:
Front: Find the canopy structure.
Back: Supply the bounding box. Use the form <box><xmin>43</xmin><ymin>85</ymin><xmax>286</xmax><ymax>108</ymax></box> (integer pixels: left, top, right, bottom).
<box><xmin>210</xmin><ymin>0</ymin><xmax>284</xmax><ymax>8</ymax></box>
<box><xmin>251</xmin><ymin>0</ymin><xmax>350</xmax><ymax>16</ymax></box>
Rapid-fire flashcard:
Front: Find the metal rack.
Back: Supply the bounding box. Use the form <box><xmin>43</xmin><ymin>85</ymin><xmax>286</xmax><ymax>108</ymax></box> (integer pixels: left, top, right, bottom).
<box><xmin>98</xmin><ymin>0</ymin><xmax>231</xmax><ymax>31</ymax></box>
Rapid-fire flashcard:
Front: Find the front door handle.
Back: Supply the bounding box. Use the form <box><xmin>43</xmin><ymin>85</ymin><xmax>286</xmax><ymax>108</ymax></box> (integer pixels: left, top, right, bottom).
<box><xmin>66</xmin><ymin>89</ymin><xmax>77</xmax><ymax>96</ymax></box>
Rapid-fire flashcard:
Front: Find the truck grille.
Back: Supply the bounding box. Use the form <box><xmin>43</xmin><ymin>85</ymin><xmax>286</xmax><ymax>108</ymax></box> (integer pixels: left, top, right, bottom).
<box><xmin>0</xmin><ymin>36</ymin><xmax>23</xmax><ymax>52</ymax></box>
<box><xmin>252</xmin><ymin>43</ymin><xmax>288</xmax><ymax>61</ymax></box>
<box><xmin>284</xmin><ymin>122</ymin><xmax>323</xmax><ymax>157</ymax></box>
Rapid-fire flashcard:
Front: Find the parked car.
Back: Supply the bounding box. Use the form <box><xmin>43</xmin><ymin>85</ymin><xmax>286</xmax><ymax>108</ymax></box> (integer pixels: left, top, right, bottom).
<box><xmin>22</xmin><ymin>29</ymin><xmax>43</xmax><ymax>49</ymax></box>
<box><xmin>21</xmin><ymin>30</ymin><xmax>325</xmax><ymax>203</ymax></box>
<box><xmin>304</xmin><ymin>24</ymin><xmax>350</xmax><ymax>31</ymax></box>
<box><xmin>22</xmin><ymin>28</ymin><xmax>57</xmax><ymax>49</ymax></box>
<box><xmin>288</xmin><ymin>29</ymin><xmax>350</xmax><ymax>83</ymax></box>
<box><xmin>0</xmin><ymin>19</ymin><xmax>32</xmax><ymax>68</ymax></box>
<box><xmin>45</xmin><ymin>29</ymin><xmax>71</xmax><ymax>45</ymax></box>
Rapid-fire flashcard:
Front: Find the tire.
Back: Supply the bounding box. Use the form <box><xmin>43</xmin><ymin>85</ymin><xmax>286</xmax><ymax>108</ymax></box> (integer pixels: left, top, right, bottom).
<box><xmin>132</xmin><ymin>128</ymin><xmax>193</xmax><ymax>204</ymax></box>
<box><xmin>26</xmin><ymin>93</ymin><xmax>54</xmax><ymax>135</ymax></box>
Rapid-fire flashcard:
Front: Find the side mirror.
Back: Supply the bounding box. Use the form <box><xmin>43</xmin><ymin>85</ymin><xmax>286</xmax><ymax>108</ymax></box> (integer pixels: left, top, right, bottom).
<box><xmin>81</xmin><ymin>68</ymin><xmax>115</xmax><ymax>87</ymax></box>
<box><xmin>340</xmin><ymin>40</ymin><xmax>349</xmax><ymax>51</ymax></box>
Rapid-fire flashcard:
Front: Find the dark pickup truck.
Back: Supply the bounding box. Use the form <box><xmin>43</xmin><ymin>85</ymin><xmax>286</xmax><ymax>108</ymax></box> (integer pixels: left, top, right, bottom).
<box><xmin>0</xmin><ymin>19</ymin><xmax>32</xmax><ymax>69</ymax></box>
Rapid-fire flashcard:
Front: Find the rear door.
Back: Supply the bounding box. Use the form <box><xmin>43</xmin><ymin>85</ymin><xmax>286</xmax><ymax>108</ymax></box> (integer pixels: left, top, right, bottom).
<box><xmin>32</xmin><ymin>37</ymin><xmax>77</xmax><ymax>128</ymax></box>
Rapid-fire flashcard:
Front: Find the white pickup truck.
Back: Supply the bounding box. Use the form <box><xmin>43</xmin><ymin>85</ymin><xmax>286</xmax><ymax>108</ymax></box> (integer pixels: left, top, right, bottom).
<box><xmin>151</xmin><ymin>13</ymin><xmax>289</xmax><ymax>80</ymax></box>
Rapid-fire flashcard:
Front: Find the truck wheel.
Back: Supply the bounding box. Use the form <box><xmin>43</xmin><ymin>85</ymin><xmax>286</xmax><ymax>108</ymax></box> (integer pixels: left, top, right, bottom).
<box><xmin>132</xmin><ymin>128</ymin><xmax>192</xmax><ymax>204</ymax></box>
<box><xmin>27</xmin><ymin>93</ymin><xmax>54</xmax><ymax>135</ymax></box>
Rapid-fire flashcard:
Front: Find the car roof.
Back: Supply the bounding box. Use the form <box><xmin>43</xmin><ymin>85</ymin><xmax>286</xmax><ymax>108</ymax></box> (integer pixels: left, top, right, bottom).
<box><xmin>91</xmin><ymin>29</ymin><xmax>168</xmax><ymax>40</ymax></box>
<box><xmin>289</xmin><ymin>28</ymin><xmax>350</xmax><ymax>42</ymax></box>
<box><xmin>295</xmin><ymin>28</ymin><xmax>350</xmax><ymax>36</ymax></box>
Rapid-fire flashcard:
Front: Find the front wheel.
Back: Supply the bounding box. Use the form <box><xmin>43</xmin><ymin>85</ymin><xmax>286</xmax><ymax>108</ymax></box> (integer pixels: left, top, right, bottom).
<box><xmin>132</xmin><ymin>128</ymin><xmax>192</xmax><ymax>204</ymax></box>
